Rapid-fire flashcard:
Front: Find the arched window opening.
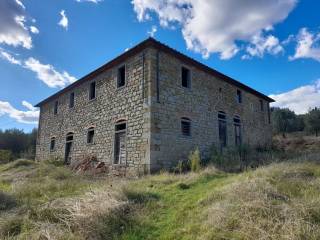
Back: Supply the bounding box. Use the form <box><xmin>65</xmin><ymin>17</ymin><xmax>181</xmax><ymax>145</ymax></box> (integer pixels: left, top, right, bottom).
<box><xmin>114</xmin><ymin>120</ymin><xmax>127</xmax><ymax>164</ymax></box>
<box><xmin>50</xmin><ymin>137</ymin><xmax>56</xmax><ymax>151</ymax></box>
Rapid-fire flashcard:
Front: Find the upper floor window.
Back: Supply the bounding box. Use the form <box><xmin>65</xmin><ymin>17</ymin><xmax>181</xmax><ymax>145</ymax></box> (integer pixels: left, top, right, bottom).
<box><xmin>259</xmin><ymin>99</ymin><xmax>264</xmax><ymax>111</ymax></box>
<box><xmin>236</xmin><ymin>90</ymin><xmax>242</xmax><ymax>103</ymax></box>
<box><xmin>181</xmin><ymin>67</ymin><xmax>191</xmax><ymax>88</ymax></box>
<box><xmin>181</xmin><ymin>117</ymin><xmax>191</xmax><ymax>136</ymax></box>
<box><xmin>54</xmin><ymin>101</ymin><xmax>58</xmax><ymax>115</ymax></box>
<box><xmin>268</xmin><ymin>103</ymin><xmax>271</xmax><ymax>124</ymax></box>
<box><xmin>218</xmin><ymin>111</ymin><xmax>227</xmax><ymax>148</ymax></box>
<box><xmin>234</xmin><ymin>116</ymin><xmax>241</xmax><ymax>146</ymax></box>
<box><xmin>117</xmin><ymin>65</ymin><xmax>126</xmax><ymax>88</ymax></box>
<box><xmin>87</xmin><ymin>127</ymin><xmax>95</xmax><ymax>144</ymax></box>
<box><xmin>69</xmin><ymin>92</ymin><xmax>75</xmax><ymax>108</ymax></box>
<box><xmin>50</xmin><ymin>137</ymin><xmax>56</xmax><ymax>151</ymax></box>
<box><xmin>89</xmin><ymin>81</ymin><xmax>96</xmax><ymax>100</ymax></box>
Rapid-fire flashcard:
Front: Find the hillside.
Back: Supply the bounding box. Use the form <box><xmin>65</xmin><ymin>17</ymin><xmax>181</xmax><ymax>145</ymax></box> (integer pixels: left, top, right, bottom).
<box><xmin>1</xmin><ymin>154</ymin><xmax>320</xmax><ymax>240</ymax></box>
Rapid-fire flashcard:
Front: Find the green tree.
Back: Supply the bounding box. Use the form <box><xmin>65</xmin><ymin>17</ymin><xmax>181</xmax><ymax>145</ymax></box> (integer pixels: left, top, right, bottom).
<box><xmin>305</xmin><ymin>107</ymin><xmax>320</xmax><ymax>137</ymax></box>
<box><xmin>271</xmin><ymin>107</ymin><xmax>297</xmax><ymax>137</ymax></box>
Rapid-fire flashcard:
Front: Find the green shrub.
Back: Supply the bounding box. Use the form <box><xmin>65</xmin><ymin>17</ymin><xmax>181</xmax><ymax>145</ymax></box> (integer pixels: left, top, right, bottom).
<box><xmin>0</xmin><ymin>217</ymin><xmax>23</xmax><ymax>238</ymax></box>
<box><xmin>189</xmin><ymin>148</ymin><xmax>201</xmax><ymax>172</ymax></box>
<box><xmin>0</xmin><ymin>150</ymin><xmax>13</xmax><ymax>164</ymax></box>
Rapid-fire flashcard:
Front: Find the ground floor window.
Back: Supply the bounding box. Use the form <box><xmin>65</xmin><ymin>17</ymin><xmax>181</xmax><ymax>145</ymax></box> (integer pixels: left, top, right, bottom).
<box><xmin>87</xmin><ymin>127</ymin><xmax>95</xmax><ymax>144</ymax></box>
<box><xmin>114</xmin><ymin>120</ymin><xmax>127</xmax><ymax>164</ymax></box>
<box><xmin>50</xmin><ymin>137</ymin><xmax>55</xmax><ymax>151</ymax></box>
<box><xmin>234</xmin><ymin>116</ymin><xmax>242</xmax><ymax>146</ymax></box>
<box><xmin>218</xmin><ymin>111</ymin><xmax>227</xmax><ymax>148</ymax></box>
<box><xmin>65</xmin><ymin>132</ymin><xmax>74</xmax><ymax>165</ymax></box>
<box><xmin>181</xmin><ymin>117</ymin><xmax>191</xmax><ymax>136</ymax></box>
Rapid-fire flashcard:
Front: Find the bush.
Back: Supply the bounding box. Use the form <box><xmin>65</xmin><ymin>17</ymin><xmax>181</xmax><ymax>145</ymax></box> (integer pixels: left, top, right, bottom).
<box><xmin>0</xmin><ymin>149</ymin><xmax>13</xmax><ymax>164</ymax></box>
<box><xmin>189</xmin><ymin>148</ymin><xmax>201</xmax><ymax>172</ymax></box>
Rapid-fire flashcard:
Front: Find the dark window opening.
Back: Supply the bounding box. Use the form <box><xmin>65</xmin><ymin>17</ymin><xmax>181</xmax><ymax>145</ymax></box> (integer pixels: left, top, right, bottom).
<box><xmin>260</xmin><ymin>99</ymin><xmax>264</xmax><ymax>111</ymax></box>
<box><xmin>89</xmin><ymin>81</ymin><xmax>96</xmax><ymax>100</ymax></box>
<box><xmin>66</xmin><ymin>133</ymin><xmax>74</xmax><ymax>142</ymax></box>
<box><xmin>117</xmin><ymin>66</ymin><xmax>126</xmax><ymax>88</ymax></box>
<box><xmin>69</xmin><ymin>92</ymin><xmax>75</xmax><ymax>108</ymax></box>
<box><xmin>50</xmin><ymin>137</ymin><xmax>55</xmax><ymax>151</ymax></box>
<box><xmin>87</xmin><ymin>127</ymin><xmax>95</xmax><ymax>144</ymax></box>
<box><xmin>234</xmin><ymin>116</ymin><xmax>241</xmax><ymax>146</ymax></box>
<box><xmin>218</xmin><ymin>111</ymin><xmax>227</xmax><ymax>148</ymax></box>
<box><xmin>181</xmin><ymin>67</ymin><xmax>191</xmax><ymax>88</ymax></box>
<box><xmin>236</xmin><ymin>90</ymin><xmax>242</xmax><ymax>103</ymax></box>
<box><xmin>115</xmin><ymin>121</ymin><xmax>126</xmax><ymax>131</ymax></box>
<box><xmin>268</xmin><ymin>103</ymin><xmax>271</xmax><ymax>124</ymax></box>
<box><xmin>54</xmin><ymin>101</ymin><xmax>58</xmax><ymax>115</ymax></box>
<box><xmin>181</xmin><ymin>117</ymin><xmax>191</xmax><ymax>136</ymax></box>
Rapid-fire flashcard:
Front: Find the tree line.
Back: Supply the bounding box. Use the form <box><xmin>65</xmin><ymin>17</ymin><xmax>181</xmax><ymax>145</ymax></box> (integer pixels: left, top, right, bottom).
<box><xmin>0</xmin><ymin>128</ymin><xmax>37</xmax><ymax>163</ymax></box>
<box><xmin>271</xmin><ymin>107</ymin><xmax>320</xmax><ymax>137</ymax></box>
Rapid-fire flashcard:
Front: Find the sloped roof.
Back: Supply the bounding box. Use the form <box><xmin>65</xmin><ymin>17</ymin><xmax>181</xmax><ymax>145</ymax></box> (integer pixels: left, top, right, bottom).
<box><xmin>35</xmin><ymin>37</ymin><xmax>274</xmax><ymax>107</ymax></box>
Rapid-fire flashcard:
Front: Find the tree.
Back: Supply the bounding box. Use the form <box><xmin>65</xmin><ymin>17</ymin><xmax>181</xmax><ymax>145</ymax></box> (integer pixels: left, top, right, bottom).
<box><xmin>0</xmin><ymin>128</ymin><xmax>38</xmax><ymax>160</ymax></box>
<box><xmin>305</xmin><ymin>107</ymin><xmax>320</xmax><ymax>137</ymax></box>
<box><xmin>271</xmin><ymin>107</ymin><xmax>297</xmax><ymax>138</ymax></box>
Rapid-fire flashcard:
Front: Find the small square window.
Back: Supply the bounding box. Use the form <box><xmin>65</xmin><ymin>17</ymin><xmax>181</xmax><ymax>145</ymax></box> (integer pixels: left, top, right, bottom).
<box><xmin>181</xmin><ymin>67</ymin><xmax>191</xmax><ymax>88</ymax></box>
<box><xmin>181</xmin><ymin>118</ymin><xmax>191</xmax><ymax>136</ymax></box>
<box><xmin>89</xmin><ymin>82</ymin><xmax>96</xmax><ymax>100</ymax></box>
<box><xmin>236</xmin><ymin>90</ymin><xmax>242</xmax><ymax>103</ymax></box>
<box><xmin>54</xmin><ymin>101</ymin><xmax>58</xmax><ymax>115</ymax></box>
<box><xmin>69</xmin><ymin>92</ymin><xmax>75</xmax><ymax>108</ymax></box>
<box><xmin>117</xmin><ymin>66</ymin><xmax>126</xmax><ymax>88</ymax></box>
<box><xmin>87</xmin><ymin>127</ymin><xmax>95</xmax><ymax>144</ymax></box>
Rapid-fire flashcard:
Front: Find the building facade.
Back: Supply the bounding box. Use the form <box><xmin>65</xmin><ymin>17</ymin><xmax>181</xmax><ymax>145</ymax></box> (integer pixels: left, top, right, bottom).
<box><xmin>35</xmin><ymin>38</ymin><xmax>274</xmax><ymax>174</ymax></box>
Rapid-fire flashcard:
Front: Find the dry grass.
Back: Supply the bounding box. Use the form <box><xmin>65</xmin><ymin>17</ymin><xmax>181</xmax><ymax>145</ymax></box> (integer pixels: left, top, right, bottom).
<box><xmin>203</xmin><ymin>162</ymin><xmax>320</xmax><ymax>240</ymax></box>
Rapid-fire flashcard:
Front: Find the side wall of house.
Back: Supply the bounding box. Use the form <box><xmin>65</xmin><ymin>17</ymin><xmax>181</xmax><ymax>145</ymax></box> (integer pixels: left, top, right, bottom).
<box><xmin>148</xmin><ymin>49</ymin><xmax>272</xmax><ymax>171</ymax></box>
<box><xmin>36</xmin><ymin>49</ymin><xmax>153</xmax><ymax>174</ymax></box>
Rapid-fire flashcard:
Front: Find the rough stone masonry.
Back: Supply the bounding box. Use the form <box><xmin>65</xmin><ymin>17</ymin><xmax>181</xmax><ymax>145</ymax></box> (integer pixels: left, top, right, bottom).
<box><xmin>35</xmin><ymin>38</ymin><xmax>274</xmax><ymax>175</ymax></box>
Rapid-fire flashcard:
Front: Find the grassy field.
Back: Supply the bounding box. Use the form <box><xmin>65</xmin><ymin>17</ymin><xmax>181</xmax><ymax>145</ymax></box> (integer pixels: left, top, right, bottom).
<box><xmin>1</xmin><ymin>153</ymin><xmax>320</xmax><ymax>240</ymax></box>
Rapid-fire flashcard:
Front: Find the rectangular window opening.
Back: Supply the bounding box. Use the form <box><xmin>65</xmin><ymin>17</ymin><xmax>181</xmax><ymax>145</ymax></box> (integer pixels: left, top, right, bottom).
<box><xmin>89</xmin><ymin>82</ymin><xmax>96</xmax><ymax>100</ymax></box>
<box><xmin>69</xmin><ymin>92</ymin><xmax>75</xmax><ymax>108</ymax></box>
<box><xmin>260</xmin><ymin>99</ymin><xmax>264</xmax><ymax>111</ymax></box>
<box><xmin>54</xmin><ymin>101</ymin><xmax>58</xmax><ymax>115</ymax></box>
<box><xmin>87</xmin><ymin>128</ymin><xmax>95</xmax><ymax>144</ymax></box>
<box><xmin>181</xmin><ymin>119</ymin><xmax>191</xmax><ymax>136</ymax></box>
<box><xmin>181</xmin><ymin>67</ymin><xmax>191</xmax><ymax>88</ymax></box>
<box><xmin>236</xmin><ymin>90</ymin><xmax>242</xmax><ymax>103</ymax></box>
<box><xmin>117</xmin><ymin>66</ymin><xmax>126</xmax><ymax>88</ymax></box>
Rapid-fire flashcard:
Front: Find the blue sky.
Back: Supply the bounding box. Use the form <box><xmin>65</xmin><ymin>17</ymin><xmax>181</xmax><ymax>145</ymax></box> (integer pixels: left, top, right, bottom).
<box><xmin>0</xmin><ymin>0</ymin><xmax>320</xmax><ymax>132</ymax></box>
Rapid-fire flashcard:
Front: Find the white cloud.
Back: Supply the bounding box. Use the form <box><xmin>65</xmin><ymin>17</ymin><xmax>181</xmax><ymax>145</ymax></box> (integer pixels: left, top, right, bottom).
<box><xmin>0</xmin><ymin>100</ymin><xmax>39</xmax><ymax>124</ymax></box>
<box><xmin>147</xmin><ymin>25</ymin><xmax>157</xmax><ymax>37</ymax></box>
<box><xmin>58</xmin><ymin>10</ymin><xmax>69</xmax><ymax>30</ymax></box>
<box><xmin>269</xmin><ymin>80</ymin><xmax>320</xmax><ymax>114</ymax></box>
<box><xmin>132</xmin><ymin>0</ymin><xmax>297</xmax><ymax>59</ymax></box>
<box><xmin>30</xmin><ymin>26</ymin><xmax>39</xmax><ymax>34</ymax></box>
<box><xmin>0</xmin><ymin>49</ymin><xmax>76</xmax><ymax>88</ymax></box>
<box><xmin>245</xmin><ymin>33</ymin><xmax>283</xmax><ymax>58</ymax></box>
<box><xmin>0</xmin><ymin>48</ymin><xmax>21</xmax><ymax>65</ymax></box>
<box><xmin>0</xmin><ymin>0</ymin><xmax>34</xmax><ymax>49</ymax></box>
<box><xmin>24</xmin><ymin>58</ymin><xmax>76</xmax><ymax>88</ymax></box>
<box><xmin>289</xmin><ymin>28</ymin><xmax>320</xmax><ymax>62</ymax></box>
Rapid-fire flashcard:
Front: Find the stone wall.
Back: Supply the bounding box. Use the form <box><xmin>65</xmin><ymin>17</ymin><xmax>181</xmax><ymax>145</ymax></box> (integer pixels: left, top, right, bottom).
<box><xmin>36</xmin><ymin>49</ymin><xmax>153</xmax><ymax>174</ymax></box>
<box><xmin>148</xmin><ymin>50</ymin><xmax>272</xmax><ymax>171</ymax></box>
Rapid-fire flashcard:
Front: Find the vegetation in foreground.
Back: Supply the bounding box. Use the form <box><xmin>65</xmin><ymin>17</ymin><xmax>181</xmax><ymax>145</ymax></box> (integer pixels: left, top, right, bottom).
<box><xmin>0</xmin><ymin>152</ymin><xmax>320</xmax><ymax>240</ymax></box>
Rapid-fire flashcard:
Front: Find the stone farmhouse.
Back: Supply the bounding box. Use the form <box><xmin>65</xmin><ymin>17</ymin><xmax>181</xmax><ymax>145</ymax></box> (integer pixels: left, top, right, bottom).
<box><xmin>35</xmin><ymin>38</ymin><xmax>274</xmax><ymax>174</ymax></box>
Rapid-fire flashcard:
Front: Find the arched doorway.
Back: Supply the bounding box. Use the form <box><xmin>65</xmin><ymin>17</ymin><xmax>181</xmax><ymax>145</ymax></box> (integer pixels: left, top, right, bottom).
<box><xmin>65</xmin><ymin>132</ymin><xmax>74</xmax><ymax>164</ymax></box>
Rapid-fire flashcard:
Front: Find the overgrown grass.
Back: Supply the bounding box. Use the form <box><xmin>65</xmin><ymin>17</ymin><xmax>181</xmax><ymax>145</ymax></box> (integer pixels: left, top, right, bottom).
<box><xmin>0</xmin><ymin>154</ymin><xmax>320</xmax><ymax>239</ymax></box>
